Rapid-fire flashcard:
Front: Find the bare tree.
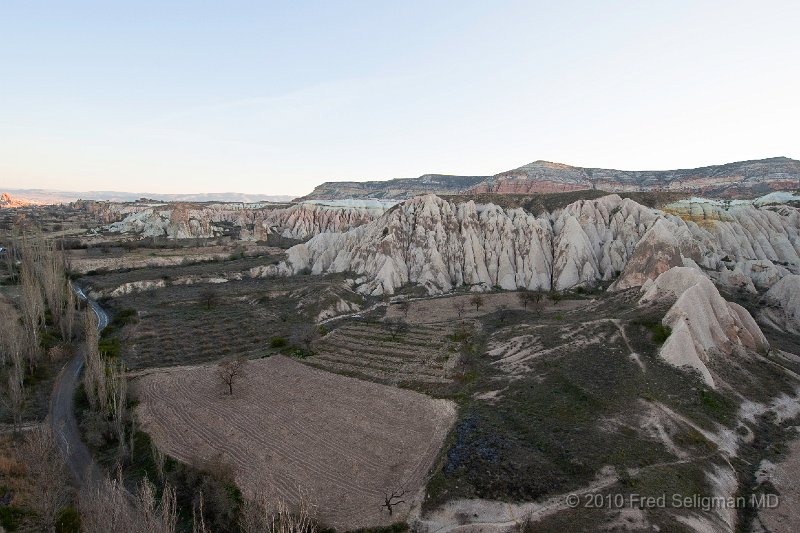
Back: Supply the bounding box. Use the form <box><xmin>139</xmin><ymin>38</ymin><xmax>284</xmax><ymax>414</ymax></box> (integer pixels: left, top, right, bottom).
<box><xmin>469</xmin><ymin>294</ymin><xmax>484</xmax><ymax>312</ymax></box>
<box><xmin>17</xmin><ymin>425</ymin><xmax>71</xmax><ymax>532</ymax></box>
<box><xmin>292</xmin><ymin>323</ymin><xmax>319</xmax><ymax>354</ymax></box>
<box><xmin>382</xmin><ymin>488</ymin><xmax>408</xmax><ymax>516</ymax></box>
<box><xmin>384</xmin><ymin>318</ymin><xmax>409</xmax><ymax>341</ymax></box>
<box><xmin>240</xmin><ymin>490</ymin><xmax>317</xmax><ymax>533</ymax></box>
<box><xmin>199</xmin><ymin>287</ymin><xmax>219</xmax><ymax>310</ymax></box>
<box><xmin>395</xmin><ymin>300</ymin><xmax>410</xmax><ymax>318</ymax></box>
<box><xmin>549</xmin><ymin>291</ymin><xmax>562</xmax><ymax>305</ymax></box>
<box><xmin>18</xmin><ymin>261</ymin><xmax>44</xmax><ymax>373</ymax></box>
<box><xmin>453</xmin><ymin>300</ymin><xmax>466</xmax><ymax>320</ymax></box>
<box><xmin>217</xmin><ymin>356</ymin><xmax>247</xmax><ymax>395</ymax></box>
<box><xmin>518</xmin><ymin>290</ymin><xmax>543</xmax><ymax>313</ymax></box>
<box><xmin>79</xmin><ymin>475</ymin><xmax>178</xmax><ymax>533</ymax></box>
<box><xmin>83</xmin><ymin>308</ymin><xmax>109</xmax><ymax>414</ymax></box>
<box><xmin>496</xmin><ymin>304</ymin><xmax>511</xmax><ymax>322</ymax></box>
<box><xmin>1</xmin><ymin>301</ymin><xmax>26</xmax><ymax>429</ymax></box>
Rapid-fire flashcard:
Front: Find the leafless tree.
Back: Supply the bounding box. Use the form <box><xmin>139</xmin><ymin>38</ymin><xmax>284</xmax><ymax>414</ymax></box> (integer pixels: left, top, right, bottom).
<box><xmin>83</xmin><ymin>308</ymin><xmax>107</xmax><ymax>413</ymax></box>
<box><xmin>469</xmin><ymin>294</ymin><xmax>484</xmax><ymax>311</ymax></box>
<box><xmin>217</xmin><ymin>356</ymin><xmax>247</xmax><ymax>395</ymax></box>
<box><xmin>384</xmin><ymin>318</ymin><xmax>409</xmax><ymax>341</ymax></box>
<box><xmin>395</xmin><ymin>300</ymin><xmax>410</xmax><ymax>318</ymax></box>
<box><xmin>79</xmin><ymin>475</ymin><xmax>178</xmax><ymax>533</ymax></box>
<box><xmin>18</xmin><ymin>261</ymin><xmax>44</xmax><ymax>373</ymax></box>
<box><xmin>292</xmin><ymin>323</ymin><xmax>320</xmax><ymax>354</ymax></box>
<box><xmin>453</xmin><ymin>301</ymin><xmax>466</xmax><ymax>320</ymax></box>
<box><xmin>199</xmin><ymin>287</ymin><xmax>219</xmax><ymax>310</ymax></box>
<box><xmin>496</xmin><ymin>304</ymin><xmax>511</xmax><ymax>322</ymax></box>
<box><xmin>518</xmin><ymin>290</ymin><xmax>544</xmax><ymax>313</ymax></box>
<box><xmin>382</xmin><ymin>488</ymin><xmax>408</xmax><ymax>516</ymax></box>
<box><xmin>17</xmin><ymin>425</ymin><xmax>71</xmax><ymax>532</ymax></box>
<box><xmin>1</xmin><ymin>302</ymin><xmax>26</xmax><ymax>429</ymax></box>
<box><xmin>240</xmin><ymin>490</ymin><xmax>317</xmax><ymax>533</ymax></box>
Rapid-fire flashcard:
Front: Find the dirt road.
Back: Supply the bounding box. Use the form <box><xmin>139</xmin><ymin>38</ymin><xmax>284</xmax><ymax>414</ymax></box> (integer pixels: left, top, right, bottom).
<box><xmin>48</xmin><ymin>282</ymin><xmax>107</xmax><ymax>485</ymax></box>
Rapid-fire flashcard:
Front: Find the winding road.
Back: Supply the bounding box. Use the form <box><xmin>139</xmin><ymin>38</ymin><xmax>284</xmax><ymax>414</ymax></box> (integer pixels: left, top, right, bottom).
<box><xmin>49</xmin><ymin>282</ymin><xmax>107</xmax><ymax>485</ymax></box>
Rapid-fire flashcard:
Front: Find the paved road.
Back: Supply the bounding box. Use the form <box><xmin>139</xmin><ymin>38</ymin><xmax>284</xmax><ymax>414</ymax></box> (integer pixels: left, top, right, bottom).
<box><xmin>49</xmin><ymin>282</ymin><xmax>107</xmax><ymax>485</ymax></box>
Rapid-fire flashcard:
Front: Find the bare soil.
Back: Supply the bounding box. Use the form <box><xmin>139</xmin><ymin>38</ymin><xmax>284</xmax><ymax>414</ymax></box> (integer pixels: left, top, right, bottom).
<box><xmin>134</xmin><ymin>355</ymin><xmax>457</xmax><ymax>530</ymax></box>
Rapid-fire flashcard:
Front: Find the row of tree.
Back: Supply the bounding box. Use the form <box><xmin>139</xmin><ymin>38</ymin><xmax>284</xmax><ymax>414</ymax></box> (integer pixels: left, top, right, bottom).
<box><xmin>1</xmin><ymin>232</ymin><xmax>79</xmax><ymax>429</ymax></box>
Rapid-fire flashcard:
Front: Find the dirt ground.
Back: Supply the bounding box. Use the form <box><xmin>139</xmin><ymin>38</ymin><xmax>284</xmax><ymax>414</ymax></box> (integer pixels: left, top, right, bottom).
<box><xmin>384</xmin><ymin>291</ymin><xmax>590</xmax><ymax>324</ymax></box>
<box><xmin>134</xmin><ymin>355</ymin><xmax>456</xmax><ymax>530</ymax></box>
<box><xmin>759</xmin><ymin>437</ymin><xmax>800</xmax><ymax>532</ymax></box>
<box><xmin>65</xmin><ymin>243</ymin><xmax>278</xmax><ymax>274</ymax></box>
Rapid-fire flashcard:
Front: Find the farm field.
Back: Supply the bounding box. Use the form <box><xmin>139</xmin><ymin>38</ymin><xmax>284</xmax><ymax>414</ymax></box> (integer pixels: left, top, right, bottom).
<box><xmin>65</xmin><ymin>243</ymin><xmax>280</xmax><ymax>275</ymax></box>
<box><xmin>134</xmin><ymin>355</ymin><xmax>457</xmax><ymax>530</ymax></box>
<box><xmin>308</xmin><ymin>320</ymin><xmax>458</xmax><ymax>387</ymax></box>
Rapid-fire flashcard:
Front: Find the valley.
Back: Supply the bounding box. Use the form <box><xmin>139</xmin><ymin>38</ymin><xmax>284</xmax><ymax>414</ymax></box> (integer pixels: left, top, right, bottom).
<box><xmin>2</xmin><ymin>168</ymin><xmax>800</xmax><ymax>532</ymax></box>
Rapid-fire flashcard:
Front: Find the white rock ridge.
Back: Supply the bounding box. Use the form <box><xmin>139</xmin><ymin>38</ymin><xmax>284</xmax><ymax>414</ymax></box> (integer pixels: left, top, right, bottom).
<box><xmin>104</xmin><ymin>201</ymin><xmax>390</xmax><ymax>241</ymax></box>
<box><xmin>640</xmin><ymin>267</ymin><xmax>769</xmax><ymax>387</ymax></box>
<box><xmin>257</xmin><ymin>193</ymin><xmax>800</xmax><ymax>296</ymax></box>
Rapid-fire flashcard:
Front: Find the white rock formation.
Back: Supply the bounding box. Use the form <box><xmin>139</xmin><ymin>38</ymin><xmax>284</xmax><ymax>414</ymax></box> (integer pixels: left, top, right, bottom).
<box><xmin>259</xmin><ymin>193</ymin><xmax>800</xmax><ymax>296</ymax></box>
<box><xmin>104</xmin><ymin>201</ymin><xmax>389</xmax><ymax>241</ymax></box>
<box><xmin>641</xmin><ymin>267</ymin><xmax>769</xmax><ymax>387</ymax></box>
<box><xmin>760</xmin><ymin>274</ymin><xmax>800</xmax><ymax>334</ymax></box>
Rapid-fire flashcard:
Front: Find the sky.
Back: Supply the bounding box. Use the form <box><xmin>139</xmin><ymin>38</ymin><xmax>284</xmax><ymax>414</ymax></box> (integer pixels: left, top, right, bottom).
<box><xmin>1</xmin><ymin>1</ymin><xmax>798</xmax><ymax>197</ymax></box>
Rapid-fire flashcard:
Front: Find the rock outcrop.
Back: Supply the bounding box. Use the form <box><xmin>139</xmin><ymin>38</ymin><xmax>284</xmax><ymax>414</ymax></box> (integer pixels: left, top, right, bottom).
<box><xmin>640</xmin><ymin>267</ymin><xmax>769</xmax><ymax>387</ymax></box>
<box><xmin>104</xmin><ymin>200</ymin><xmax>392</xmax><ymax>241</ymax></box>
<box><xmin>760</xmin><ymin>275</ymin><xmax>800</xmax><ymax>334</ymax></box>
<box><xmin>261</xmin><ymin>193</ymin><xmax>800</xmax><ymax>297</ymax></box>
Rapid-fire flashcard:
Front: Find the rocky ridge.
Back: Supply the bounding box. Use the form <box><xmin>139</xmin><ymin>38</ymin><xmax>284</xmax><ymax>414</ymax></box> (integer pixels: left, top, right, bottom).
<box><xmin>639</xmin><ymin>267</ymin><xmax>769</xmax><ymax>387</ymax></box>
<box><xmin>302</xmin><ymin>157</ymin><xmax>800</xmax><ymax>200</ymax></box>
<box><xmin>103</xmin><ymin>200</ymin><xmax>393</xmax><ymax>241</ymax></box>
<box><xmin>257</xmin><ymin>193</ymin><xmax>800</xmax><ymax>297</ymax></box>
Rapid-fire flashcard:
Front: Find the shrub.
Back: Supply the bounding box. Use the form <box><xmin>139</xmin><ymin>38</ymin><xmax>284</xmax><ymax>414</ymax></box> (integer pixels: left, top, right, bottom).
<box><xmin>55</xmin><ymin>506</ymin><xmax>81</xmax><ymax>533</ymax></box>
<box><xmin>270</xmin><ymin>337</ymin><xmax>288</xmax><ymax>348</ymax></box>
<box><xmin>98</xmin><ymin>337</ymin><xmax>121</xmax><ymax>358</ymax></box>
<box><xmin>651</xmin><ymin>324</ymin><xmax>672</xmax><ymax>344</ymax></box>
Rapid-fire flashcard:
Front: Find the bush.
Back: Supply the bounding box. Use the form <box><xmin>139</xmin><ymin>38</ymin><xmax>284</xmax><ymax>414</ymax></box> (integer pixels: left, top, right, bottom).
<box><xmin>270</xmin><ymin>337</ymin><xmax>288</xmax><ymax>348</ymax></box>
<box><xmin>0</xmin><ymin>506</ymin><xmax>28</xmax><ymax>531</ymax></box>
<box><xmin>651</xmin><ymin>324</ymin><xmax>672</xmax><ymax>344</ymax></box>
<box><xmin>98</xmin><ymin>337</ymin><xmax>121</xmax><ymax>358</ymax></box>
<box><xmin>55</xmin><ymin>506</ymin><xmax>81</xmax><ymax>533</ymax></box>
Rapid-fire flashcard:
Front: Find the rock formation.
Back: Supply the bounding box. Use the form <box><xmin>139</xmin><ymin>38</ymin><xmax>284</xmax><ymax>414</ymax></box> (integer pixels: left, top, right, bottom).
<box><xmin>760</xmin><ymin>274</ymin><xmax>800</xmax><ymax>334</ymax></box>
<box><xmin>260</xmin><ymin>193</ymin><xmax>800</xmax><ymax>296</ymax></box>
<box><xmin>639</xmin><ymin>267</ymin><xmax>769</xmax><ymax>387</ymax></box>
<box><xmin>104</xmin><ymin>200</ymin><xmax>392</xmax><ymax>241</ymax></box>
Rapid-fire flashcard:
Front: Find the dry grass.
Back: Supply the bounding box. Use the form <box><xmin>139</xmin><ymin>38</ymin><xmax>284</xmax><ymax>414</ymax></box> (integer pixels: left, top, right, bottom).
<box><xmin>134</xmin><ymin>356</ymin><xmax>456</xmax><ymax>530</ymax></box>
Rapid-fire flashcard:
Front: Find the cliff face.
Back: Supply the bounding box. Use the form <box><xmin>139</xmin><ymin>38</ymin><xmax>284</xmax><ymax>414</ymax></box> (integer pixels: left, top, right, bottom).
<box><xmin>257</xmin><ymin>193</ymin><xmax>800</xmax><ymax>297</ymax></box>
<box><xmin>103</xmin><ymin>200</ymin><xmax>392</xmax><ymax>241</ymax></box>
<box><xmin>301</xmin><ymin>157</ymin><xmax>800</xmax><ymax>200</ymax></box>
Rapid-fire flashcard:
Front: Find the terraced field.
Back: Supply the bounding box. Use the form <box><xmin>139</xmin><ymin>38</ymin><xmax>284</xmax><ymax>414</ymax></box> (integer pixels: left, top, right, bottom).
<box><xmin>308</xmin><ymin>320</ymin><xmax>459</xmax><ymax>386</ymax></box>
<box><xmin>135</xmin><ymin>356</ymin><xmax>456</xmax><ymax>530</ymax></box>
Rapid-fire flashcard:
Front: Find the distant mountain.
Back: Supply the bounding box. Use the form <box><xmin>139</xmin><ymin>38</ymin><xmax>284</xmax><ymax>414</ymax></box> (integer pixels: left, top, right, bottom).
<box><xmin>302</xmin><ymin>157</ymin><xmax>800</xmax><ymax>200</ymax></box>
<box><xmin>300</xmin><ymin>174</ymin><xmax>489</xmax><ymax>200</ymax></box>
<box><xmin>0</xmin><ymin>188</ymin><xmax>295</xmax><ymax>205</ymax></box>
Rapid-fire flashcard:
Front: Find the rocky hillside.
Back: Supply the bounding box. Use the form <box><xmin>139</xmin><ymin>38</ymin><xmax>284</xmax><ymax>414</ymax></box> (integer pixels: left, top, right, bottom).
<box><xmin>102</xmin><ymin>199</ymin><xmax>394</xmax><ymax>241</ymax></box>
<box><xmin>257</xmin><ymin>193</ymin><xmax>800</xmax><ymax>297</ymax></box>
<box><xmin>301</xmin><ymin>174</ymin><xmax>488</xmax><ymax>200</ymax></box>
<box><xmin>301</xmin><ymin>157</ymin><xmax>800</xmax><ymax>200</ymax></box>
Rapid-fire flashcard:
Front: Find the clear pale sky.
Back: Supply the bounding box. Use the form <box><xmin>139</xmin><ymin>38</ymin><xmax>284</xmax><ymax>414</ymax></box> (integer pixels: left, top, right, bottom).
<box><xmin>1</xmin><ymin>1</ymin><xmax>798</xmax><ymax>196</ymax></box>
